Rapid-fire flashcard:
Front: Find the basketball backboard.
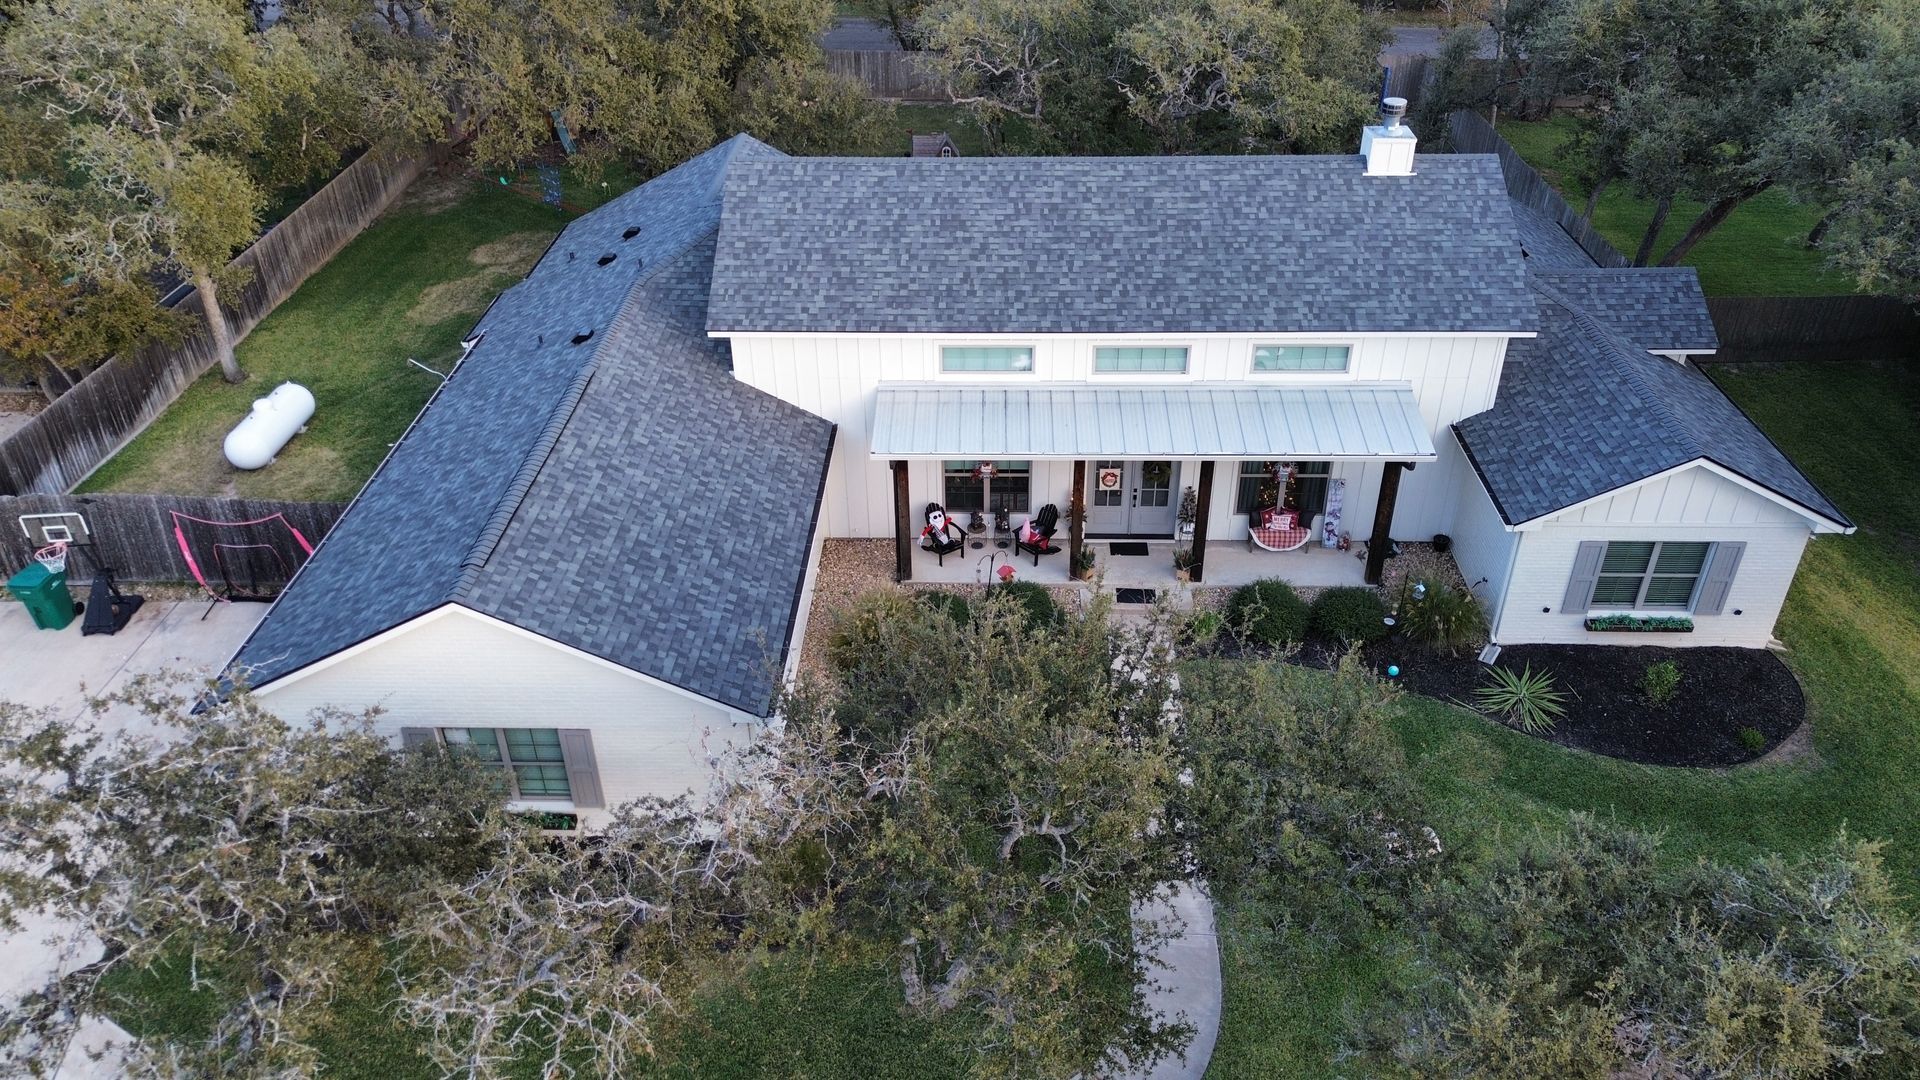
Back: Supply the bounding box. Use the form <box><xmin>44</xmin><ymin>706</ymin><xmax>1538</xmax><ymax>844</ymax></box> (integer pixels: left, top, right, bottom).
<box><xmin>20</xmin><ymin>511</ymin><xmax>91</xmax><ymax>547</ymax></box>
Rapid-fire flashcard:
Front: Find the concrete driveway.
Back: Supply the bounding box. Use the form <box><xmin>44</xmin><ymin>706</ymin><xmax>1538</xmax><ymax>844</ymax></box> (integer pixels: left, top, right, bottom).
<box><xmin>0</xmin><ymin>598</ymin><xmax>264</xmax><ymax>719</ymax></box>
<box><xmin>0</xmin><ymin>597</ymin><xmax>265</xmax><ymax>1077</ymax></box>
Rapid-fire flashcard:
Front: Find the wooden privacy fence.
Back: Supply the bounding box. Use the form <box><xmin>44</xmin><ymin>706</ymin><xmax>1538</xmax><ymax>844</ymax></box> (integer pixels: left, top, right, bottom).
<box><xmin>1380</xmin><ymin>54</ymin><xmax>1432</xmax><ymax>111</ymax></box>
<box><xmin>1</xmin><ymin>494</ymin><xmax>344</xmax><ymax>586</ymax></box>
<box><xmin>1449</xmin><ymin>110</ymin><xmax>1631</xmax><ymax>269</ymax></box>
<box><xmin>1706</xmin><ymin>296</ymin><xmax>1920</xmax><ymax>354</ymax></box>
<box><xmin>0</xmin><ymin>146</ymin><xmax>438</xmax><ymax>497</ymax></box>
<box><xmin>826</xmin><ymin>50</ymin><xmax>946</xmax><ymax>101</ymax></box>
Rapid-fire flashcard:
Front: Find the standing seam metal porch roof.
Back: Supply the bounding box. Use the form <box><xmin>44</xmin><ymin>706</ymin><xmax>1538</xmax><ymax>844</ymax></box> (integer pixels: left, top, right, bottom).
<box><xmin>870</xmin><ymin>384</ymin><xmax>1437</xmax><ymax>460</ymax></box>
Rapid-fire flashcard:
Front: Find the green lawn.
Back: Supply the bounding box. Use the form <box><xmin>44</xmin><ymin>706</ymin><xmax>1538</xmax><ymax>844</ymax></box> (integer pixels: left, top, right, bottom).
<box><xmin>78</xmin><ymin>179</ymin><xmax>572</xmax><ymax>502</ymax></box>
<box><xmin>1497</xmin><ymin>115</ymin><xmax>1856</xmax><ymax>297</ymax></box>
<box><xmin>1209</xmin><ymin>359</ymin><xmax>1920</xmax><ymax>1074</ymax></box>
<box><xmin>890</xmin><ymin>103</ymin><xmax>988</xmax><ymax>157</ymax></box>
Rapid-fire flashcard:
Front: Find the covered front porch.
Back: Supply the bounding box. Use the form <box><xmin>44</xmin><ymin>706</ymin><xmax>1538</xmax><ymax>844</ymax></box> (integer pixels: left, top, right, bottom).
<box><xmin>871</xmin><ymin>382</ymin><xmax>1439</xmax><ymax>591</ymax></box>
<box><xmin>908</xmin><ymin>537</ymin><xmax>1370</xmax><ymax>590</ymax></box>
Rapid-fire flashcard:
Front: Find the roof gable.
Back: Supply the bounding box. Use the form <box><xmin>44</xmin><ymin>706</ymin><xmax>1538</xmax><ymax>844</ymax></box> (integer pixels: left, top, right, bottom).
<box><xmin>708</xmin><ymin>154</ymin><xmax>1536</xmax><ymax>336</ymax></box>
<box><xmin>233</xmin><ymin>134</ymin><xmax>834</xmax><ymax>714</ymax></box>
<box><xmin>1455</xmin><ymin>290</ymin><xmax>1847</xmax><ymax>530</ymax></box>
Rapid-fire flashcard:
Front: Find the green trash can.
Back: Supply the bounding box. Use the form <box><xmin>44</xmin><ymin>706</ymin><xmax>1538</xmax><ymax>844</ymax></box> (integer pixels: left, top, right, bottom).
<box><xmin>8</xmin><ymin>562</ymin><xmax>78</xmax><ymax>631</ymax></box>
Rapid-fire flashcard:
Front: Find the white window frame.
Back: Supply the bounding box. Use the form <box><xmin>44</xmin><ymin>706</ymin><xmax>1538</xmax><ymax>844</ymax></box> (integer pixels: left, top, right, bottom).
<box><xmin>1249</xmin><ymin>342</ymin><xmax>1355</xmax><ymax>377</ymax></box>
<box><xmin>1590</xmin><ymin>541</ymin><xmax>1712</xmax><ymax>611</ymax></box>
<box><xmin>938</xmin><ymin>343</ymin><xmax>1037</xmax><ymax>379</ymax></box>
<box><xmin>1090</xmin><ymin>344</ymin><xmax>1192</xmax><ymax>379</ymax></box>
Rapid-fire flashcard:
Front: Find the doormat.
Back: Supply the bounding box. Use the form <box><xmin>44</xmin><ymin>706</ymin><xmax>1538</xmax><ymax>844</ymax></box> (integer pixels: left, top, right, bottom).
<box><xmin>1115</xmin><ymin>588</ymin><xmax>1158</xmax><ymax>605</ymax></box>
<box><xmin>1109</xmin><ymin>542</ymin><xmax>1151</xmax><ymax>556</ymax></box>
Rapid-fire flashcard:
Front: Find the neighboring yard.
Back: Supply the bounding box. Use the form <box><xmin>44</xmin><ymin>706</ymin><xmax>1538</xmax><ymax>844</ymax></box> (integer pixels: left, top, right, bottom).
<box><xmin>72</xmin><ymin>115</ymin><xmax>971</xmax><ymax>505</ymax></box>
<box><xmin>892</xmin><ymin>103</ymin><xmax>987</xmax><ymax>156</ymax></box>
<box><xmin>1208</xmin><ymin>358</ymin><xmax>1920</xmax><ymax>1073</ymax></box>
<box><xmin>1498</xmin><ymin>115</ymin><xmax>1856</xmax><ymax>297</ymax></box>
<box><xmin>78</xmin><ymin>176</ymin><xmax>573</xmax><ymax>502</ymax></box>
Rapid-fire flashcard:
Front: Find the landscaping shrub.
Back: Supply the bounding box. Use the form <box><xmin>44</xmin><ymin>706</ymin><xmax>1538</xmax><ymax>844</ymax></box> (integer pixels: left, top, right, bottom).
<box><xmin>1641</xmin><ymin>660</ymin><xmax>1682</xmax><ymax>706</ymax></box>
<box><xmin>917</xmin><ymin>589</ymin><xmax>972</xmax><ymax>627</ymax></box>
<box><xmin>1373</xmin><ymin>818</ymin><xmax>1920</xmax><ymax>1078</ymax></box>
<box><xmin>985</xmin><ymin>579</ymin><xmax>1060</xmax><ymax>627</ymax></box>
<box><xmin>1399</xmin><ymin>578</ymin><xmax>1487</xmax><ymax>656</ymax></box>
<box><xmin>1187</xmin><ymin>610</ymin><xmax>1223</xmax><ymax>645</ymax></box>
<box><xmin>826</xmin><ymin>589</ymin><xmax>920</xmax><ymax>672</ymax></box>
<box><xmin>1739</xmin><ymin>726</ymin><xmax>1768</xmax><ymax>753</ymax></box>
<box><xmin>1309</xmin><ymin>586</ymin><xmax>1391</xmax><ymax>644</ymax></box>
<box><xmin>1175</xmin><ymin>658</ymin><xmax>1436</xmax><ymax>932</ymax></box>
<box><xmin>1474</xmin><ymin>663</ymin><xmax>1569</xmax><ymax>733</ymax></box>
<box><xmin>1225</xmin><ymin>579</ymin><xmax>1309</xmax><ymax>645</ymax></box>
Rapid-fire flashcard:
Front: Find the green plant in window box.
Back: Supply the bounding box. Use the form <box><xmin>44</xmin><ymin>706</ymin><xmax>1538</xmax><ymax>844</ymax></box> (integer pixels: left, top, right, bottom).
<box><xmin>514</xmin><ymin>810</ymin><xmax>580</xmax><ymax>831</ymax></box>
<box><xmin>1584</xmin><ymin>614</ymin><xmax>1694</xmax><ymax>632</ymax></box>
<box><xmin>1473</xmin><ymin>663</ymin><xmax>1569</xmax><ymax>734</ymax></box>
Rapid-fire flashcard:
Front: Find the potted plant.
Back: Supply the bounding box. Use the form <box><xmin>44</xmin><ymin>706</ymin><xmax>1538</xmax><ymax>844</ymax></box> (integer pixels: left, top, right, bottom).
<box><xmin>1072</xmin><ymin>546</ymin><xmax>1097</xmax><ymax>581</ymax></box>
<box><xmin>1177</xmin><ymin>485</ymin><xmax>1198</xmax><ymax>537</ymax></box>
<box><xmin>1172</xmin><ymin>546</ymin><xmax>1198</xmax><ymax>583</ymax></box>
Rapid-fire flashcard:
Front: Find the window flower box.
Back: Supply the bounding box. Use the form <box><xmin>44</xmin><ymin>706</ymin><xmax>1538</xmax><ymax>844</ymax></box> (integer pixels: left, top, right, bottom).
<box><xmin>1584</xmin><ymin>614</ymin><xmax>1694</xmax><ymax>633</ymax></box>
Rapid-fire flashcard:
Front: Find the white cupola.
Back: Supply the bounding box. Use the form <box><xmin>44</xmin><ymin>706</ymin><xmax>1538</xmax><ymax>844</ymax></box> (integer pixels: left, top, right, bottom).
<box><xmin>1361</xmin><ymin>97</ymin><xmax>1417</xmax><ymax>177</ymax></box>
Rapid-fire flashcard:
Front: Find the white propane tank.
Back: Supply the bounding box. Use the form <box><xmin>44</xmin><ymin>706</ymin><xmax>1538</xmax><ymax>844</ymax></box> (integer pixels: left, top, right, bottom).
<box><xmin>223</xmin><ymin>382</ymin><xmax>315</xmax><ymax>470</ymax></box>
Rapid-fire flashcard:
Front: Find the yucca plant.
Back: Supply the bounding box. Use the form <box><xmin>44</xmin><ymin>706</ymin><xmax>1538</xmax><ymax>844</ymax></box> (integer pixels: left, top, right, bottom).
<box><xmin>1473</xmin><ymin>663</ymin><xmax>1569</xmax><ymax>734</ymax></box>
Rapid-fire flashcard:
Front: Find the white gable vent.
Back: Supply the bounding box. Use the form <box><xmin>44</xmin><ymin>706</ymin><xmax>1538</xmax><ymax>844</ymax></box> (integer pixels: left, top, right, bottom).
<box><xmin>1361</xmin><ymin>96</ymin><xmax>1417</xmax><ymax>177</ymax></box>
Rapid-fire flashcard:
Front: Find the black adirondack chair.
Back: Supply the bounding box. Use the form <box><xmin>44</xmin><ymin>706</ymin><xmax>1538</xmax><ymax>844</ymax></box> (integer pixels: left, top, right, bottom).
<box><xmin>1014</xmin><ymin>503</ymin><xmax>1062</xmax><ymax>565</ymax></box>
<box><xmin>922</xmin><ymin>503</ymin><xmax>967</xmax><ymax>564</ymax></box>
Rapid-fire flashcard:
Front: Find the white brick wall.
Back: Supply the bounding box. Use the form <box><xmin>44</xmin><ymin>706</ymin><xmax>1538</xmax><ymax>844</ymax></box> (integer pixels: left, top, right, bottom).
<box><xmin>1447</xmin><ymin>455</ymin><xmax>1520</xmax><ymax>632</ymax></box>
<box><xmin>1492</xmin><ymin>466</ymin><xmax>1815</xmax><ymax>648</ymax></box>
<box><xmin>254</xmin><ymin>605</ymin><xmax>759</xmax><ymax>827</ymax></box>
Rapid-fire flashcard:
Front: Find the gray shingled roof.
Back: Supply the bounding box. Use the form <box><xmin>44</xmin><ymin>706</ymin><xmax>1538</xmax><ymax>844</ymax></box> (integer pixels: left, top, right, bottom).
<box><xmin>1530</xmin><ymin>268</ymin><xmax>1719</xmax><ymax>352</ymax></box>
<box><xmin>708</xmin><ymin>154</ymin><xmax>1536</xmax><ymax>335</ymax></box>
<box><xmin>1455</xmin><ymin>289</ymin><xmax>1847</xmax><ymax>528</ymax></box>
<box><xmin>232</xmin><ymin>134</ymin><xmax>835</xmax><ymax>716</ymax></box>
<box><xmin>1508</xmin><ymin>199</ymin><xmax>1597</xmax><ymax>269</ymax></box>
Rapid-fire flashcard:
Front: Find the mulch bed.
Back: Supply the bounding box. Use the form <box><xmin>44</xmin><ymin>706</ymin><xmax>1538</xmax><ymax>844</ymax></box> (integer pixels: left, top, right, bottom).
<box><xmin>1378</xmin><ymin>643</ymin><xmax>1804</xmax><ymax>767</ymax></box>
<box><xmin>1196</xmin><ymin>635</ymin><xmax>1805</xmax><ymax>768</ymax></box>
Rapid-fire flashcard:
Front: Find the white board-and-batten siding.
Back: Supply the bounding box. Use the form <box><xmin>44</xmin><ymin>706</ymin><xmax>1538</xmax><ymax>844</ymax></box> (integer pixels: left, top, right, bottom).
<box><xmin>251</xmin><ymin>605</ymin><xmax>756</xmax><ymax>826</ymax></box>
<box><xmin>1452</xmin><ymin>463</ymin><xmax>1817</xmax><ymax>649</ymax></box>
<box><xmin>724</xmin><ymin>333</ymin><xmax>1514</xmax><ymax>542</ymax></box>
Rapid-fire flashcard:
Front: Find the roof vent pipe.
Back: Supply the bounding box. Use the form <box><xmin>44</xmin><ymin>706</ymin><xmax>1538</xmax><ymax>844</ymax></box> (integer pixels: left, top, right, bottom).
<box><xmin>1380</xmin><ymin>96</ymin><xmax>1408</xmax><ymax>133</ymax></box>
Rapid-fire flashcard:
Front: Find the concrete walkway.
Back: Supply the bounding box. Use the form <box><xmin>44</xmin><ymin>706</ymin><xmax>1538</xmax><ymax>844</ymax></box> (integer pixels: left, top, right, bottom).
<box><xmin>0</xmin><ymin>599</ymin><xmax>265</xmax><ymax>1077</ymax></box>
<box><xmin>1121</xmin><ymin>883</ymin><xmax>1222</xmax><ymax>1080</ymax></box>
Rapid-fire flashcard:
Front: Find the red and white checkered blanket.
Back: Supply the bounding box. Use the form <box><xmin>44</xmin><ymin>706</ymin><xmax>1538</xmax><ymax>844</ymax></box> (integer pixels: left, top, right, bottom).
<box><xmin>1250</xmin><ymin>523</ymin><xmax>1313</xmax><ymax>552</ymax></box>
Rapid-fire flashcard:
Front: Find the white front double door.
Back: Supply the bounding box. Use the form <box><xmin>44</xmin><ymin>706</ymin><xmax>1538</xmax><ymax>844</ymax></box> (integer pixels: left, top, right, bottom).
<box><xmin>1086</xmin><ymin>459</ymin><xmax>1180</xmax><ymax>537</ymax></box>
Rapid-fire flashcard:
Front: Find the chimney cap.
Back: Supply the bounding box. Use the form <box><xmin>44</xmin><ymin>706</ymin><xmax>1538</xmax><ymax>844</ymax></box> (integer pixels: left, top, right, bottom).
<box><xmin>1381</xmin><ymin>97</ymin><xmax>1409</xmax><ymax>131</ymax></box>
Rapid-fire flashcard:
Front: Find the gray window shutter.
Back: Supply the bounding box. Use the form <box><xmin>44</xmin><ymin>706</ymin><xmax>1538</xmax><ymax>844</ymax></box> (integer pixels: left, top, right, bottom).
<box><xmin>558</xmin><ymin>729</ymin><xmax>605</xmax><ymax>809</ymax></box>
<box><xmin>400</xmin><ymin>727</ymin><xmax>436</xmax><ymax>749</ymax></box>
<box><xmin>1562</xmin><ymin>542</ymin><xmax>1607</xmax><ymax>614</ymax></box>
<box><xmin>1694</xmin><ymin>542</ymin><xmax>1745</xmax><ymax>615</ymax></box>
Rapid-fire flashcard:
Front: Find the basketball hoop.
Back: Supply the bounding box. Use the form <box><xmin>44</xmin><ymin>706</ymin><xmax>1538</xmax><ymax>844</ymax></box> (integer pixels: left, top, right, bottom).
<box><xmin>32</xmin><ymin>542</ymin><xmax>68</xmax><ymax>574</ymax></box>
